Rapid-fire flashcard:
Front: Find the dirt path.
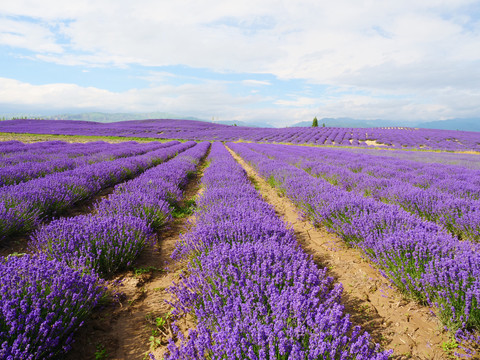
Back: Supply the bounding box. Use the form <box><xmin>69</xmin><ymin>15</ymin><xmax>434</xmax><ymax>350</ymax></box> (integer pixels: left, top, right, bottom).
<box><xmin>65</xmin><ymin>156</ymin><xmax>208</xmax><ymax>360</ymax></box>
<box><xmin>227</xmin><ymin>146</ymin><xmax>453</xmax><ymax>360</ymax></box>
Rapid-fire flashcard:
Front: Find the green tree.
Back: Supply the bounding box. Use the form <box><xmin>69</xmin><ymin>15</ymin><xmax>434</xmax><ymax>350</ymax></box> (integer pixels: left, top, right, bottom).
<box><xmin>322</xmin><ymin>122</ymin><xmax>325</xmax><ymax>127</ymax></box>
<box><xmin>312</xmin><ymin>117</ymin><xmax>318</xmax><ymax>127</ymax></box>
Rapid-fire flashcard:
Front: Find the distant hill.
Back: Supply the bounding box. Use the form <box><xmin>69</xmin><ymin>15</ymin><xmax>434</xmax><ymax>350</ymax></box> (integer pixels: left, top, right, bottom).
<box><xmin>419</xmin><ymin>118</ymin><xmax>480</xmax><ymax>132</ymax></box>
<box><xmin>292</xmin><ymin>117</ymin><xmax>480</xmax><ymax>132</ymax></box>
<box><xmin>45</xmin><ymin>112</ymin><xmax>202</xmax><ymax>123</ymax></box>
<box><xmin>2</xmin><ymin>111</ymin><xmax>478</xmax><ymax>131</ymax></box>
<box><xmin>291</xmin><ymin>118</ymin><xmax>414</xmax><ymax>128</ymax></box>
<box><xmin>214</xmin><ymin>120</ymin><xmax>275</xmax><ymax>128</ymax></box>
<box><xmin>42</xmin><ymin>112</ymin><xmax>275</xmax><ymax>128</ymax></box>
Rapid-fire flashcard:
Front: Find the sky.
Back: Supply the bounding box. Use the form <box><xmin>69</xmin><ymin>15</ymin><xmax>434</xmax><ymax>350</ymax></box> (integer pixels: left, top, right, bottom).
<box><xmin>1</xmin><ymin>0</ymin><xmax>480</xmax><ymax>127</ymax></box>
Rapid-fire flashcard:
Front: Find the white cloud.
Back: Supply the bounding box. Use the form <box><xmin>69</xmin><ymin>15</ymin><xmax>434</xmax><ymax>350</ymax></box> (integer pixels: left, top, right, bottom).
<box><xmin>242</xmin><ymin>79</ymin><xmax>271</xmax><ymax>86</ymax></box>
<box><xmin>3</xmin><ymin>77</ymin><xmax>480</xmax><ymax>126</ymax></box>
<box><xmin>275</xmin><ymin>97</ymin><xmax>317</xmax><ymax>107</ymax></box>
<box><xmin>0</xmin><ymin>77</ymin><xmax>264</xmax><ymax>118</ymax></box>
<box><xmin>1</xmin><ymin>0</ymin><xmax>480</xmax><ymax>122</ymax></box>
<box><xmin>0</xmin><ymin>17</ymin><xmax>63</xmax><ymax>53</ymax></box>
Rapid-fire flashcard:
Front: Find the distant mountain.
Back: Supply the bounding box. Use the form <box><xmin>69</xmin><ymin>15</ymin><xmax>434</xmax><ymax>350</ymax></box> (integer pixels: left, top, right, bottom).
<box><xmin>214</xmin><ymin>120</ymin><xmax>275</xmax><ymax>128</ymax></box>
<box><xmin>3</xmin><ymin>110</ymin><xmax>479</xmax><ymax>131</ymax></box>
<box><xmin>291</xmin><ymin>117</ymin><xmax>480</xmax><ymax>132</ymax></box>
<box><xmin>419</xmin><ymin>118</ymin><xmax>480</xmax><ymax>132</ymax></box>
<box><xmin>41</xmin><ymin>112</ymin><xmax>275</xmax><ymax>128</ymax></box>
<box><xmin>291</xmin><ymin>117</ymin><xmax>414</xmax><ymax>128</ymax></box>
<box><xmin>45</xmin><ymin>112</ymin><xmax>203</xmax><ymax>123</ymax></box>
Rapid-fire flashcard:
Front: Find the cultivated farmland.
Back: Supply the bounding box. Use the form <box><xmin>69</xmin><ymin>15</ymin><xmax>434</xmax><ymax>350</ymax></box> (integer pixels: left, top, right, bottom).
<box><xmin>0</xmin><ymin>121</ymin><xmax>479</xmax><ymax>360</ymax></box>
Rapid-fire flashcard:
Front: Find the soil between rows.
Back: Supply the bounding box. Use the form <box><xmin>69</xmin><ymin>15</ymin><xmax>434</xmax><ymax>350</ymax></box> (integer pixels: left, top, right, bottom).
<box><xmin>226</xmin><ymin>145</ymin><xmax>453</xmax><ymax>360</ymax></box>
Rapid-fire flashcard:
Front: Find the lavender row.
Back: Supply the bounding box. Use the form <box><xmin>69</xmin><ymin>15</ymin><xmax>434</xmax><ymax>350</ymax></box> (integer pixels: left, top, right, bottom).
<box><xmin>162</xmin><ymin>142</ymin><xmax>390</xmax><ymax>359</ymax></box>
<box><xmin>0</xmin><ymin>139</ymin><xmax>79</xmax><ymax>156</ymax></box>
<box><xmin>228</xmin><ymin>142</ymin><xmax>480</xmax><ymax>347</ymax></box>
<box><xmin>0</xmin><ymin>141</ymin><xmax>176</xmax><ymax>186</ymax></box>
<box><xmin>30</xmin><ymin>141</ymin><xmax>209</xmax><ymax>278</ymax></box>
<box><xmin>347</xmin><ymin>147</ymin><xmax>480</xmax><ymax>170</ymax></box>
<box><xmin>0</xmin><ymin>141</ymin><xmax>194</xmax><ymax>240</ymax></box>
<box><xmin>245</xmin><ymin>143</ymin><xmax>480</xmax><ymax>242</ymax></box>
<box><xmin>0</xmin><ymin>140</ymin><xmax>114</xmax><ymax>166</ymax></box>
<box><xmin>0</xmin><ymin>143</ymin><xmax>209</xmax><ymax>359</ymax></box>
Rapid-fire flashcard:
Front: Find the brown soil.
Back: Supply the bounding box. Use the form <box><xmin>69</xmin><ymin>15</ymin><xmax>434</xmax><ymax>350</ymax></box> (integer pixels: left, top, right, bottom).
<box><xmin>226</xmin><ymin>146</ymin><xmax>455</xmax><ymax>360</ymax></box>
<box><xmin>64</xmin><ymin>156</ymin><xmax>208</xmax><ymax>360</ymax></box>
<box><xmin>365</xmin><ymin>140</ymin><xmax>388</xmax><ymax>147</ymax></box>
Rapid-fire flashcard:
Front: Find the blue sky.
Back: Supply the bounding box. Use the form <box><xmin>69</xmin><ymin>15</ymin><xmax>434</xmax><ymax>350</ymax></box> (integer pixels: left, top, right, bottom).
<box><xmin>1</xmin><ymin>1</ymin><xmax>480</xmax><ymax>127</ymax></box>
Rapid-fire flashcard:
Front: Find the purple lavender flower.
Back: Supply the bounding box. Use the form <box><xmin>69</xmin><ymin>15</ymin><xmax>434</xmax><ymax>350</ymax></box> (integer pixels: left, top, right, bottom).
<box><xmin>31</xmin><ymin>214</ymin><xmax>153</xmax><ymax>276</ymax></box>
<box><xmin>0</xmin><ymin>253</ymin><xmax>104</xmax><ymax>359</ymax></box>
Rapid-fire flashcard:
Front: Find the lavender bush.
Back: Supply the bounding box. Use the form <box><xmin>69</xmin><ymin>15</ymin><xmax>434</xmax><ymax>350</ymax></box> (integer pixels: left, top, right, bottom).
<box><xmin>95</xmin><ymin>192</ymin><xmax>172</xmax><ymax>230</ymax></box>
<box><xmin>30</xmin><ymin>215</ymin><xmax>153</xmax><ymax>276</ymax></box>
<box><xmin>0</xmin><ymin>254</ymin><xmax>104</xmax><ymax>359</ymax></box>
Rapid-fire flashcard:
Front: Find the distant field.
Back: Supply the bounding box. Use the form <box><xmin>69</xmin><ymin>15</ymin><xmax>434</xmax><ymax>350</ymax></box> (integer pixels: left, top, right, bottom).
<box><xmin>0</xmin><ymin>118</ymin><xmax>479</xmax><ymax>151</ymax></box>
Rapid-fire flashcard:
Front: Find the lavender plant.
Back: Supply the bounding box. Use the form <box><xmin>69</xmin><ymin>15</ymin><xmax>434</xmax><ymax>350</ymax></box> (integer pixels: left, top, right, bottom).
<box><xmin>0</xmin><ymin>254</ymin><xmax>104</xmax><ymax>359</ymax></box>
<box><xmin>30</xmin><ymin>214</ymin><xmax>153</xmax><ymax>276</ymax></box>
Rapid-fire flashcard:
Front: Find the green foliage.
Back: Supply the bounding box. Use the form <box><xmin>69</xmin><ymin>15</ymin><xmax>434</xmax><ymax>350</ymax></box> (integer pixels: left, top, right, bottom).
<box><xmin>172</xmin><ymin>199</ymin><xmax>196</xmax><ymax>218</ymax></box>
<box><xmin>133</xmin><ymin>266</ymin><xmax>162</xmax><ymax>277</ymax></box>
<box><xmin>248</xmin><ymin>175</ymin><xmax>260</xmax><ymax>191</ymax></box>
<box><xmin>94</xmin><ymin>344</ymin><xmax>108</xmax><ymax>360</ymax></box>
<box><xmin>441</xmin><ymin>338</ymin><xmax>459</xmax><ymax>358</ymax></box>
<box><xmin>312</xmin><ymin>117</ymin><xmax>319</xmax><ymax>127</ymax></box>
<box><xmin>146</xmin><ymin>312</ymin><xmax>172</xmax><ymax>350</ymax></box>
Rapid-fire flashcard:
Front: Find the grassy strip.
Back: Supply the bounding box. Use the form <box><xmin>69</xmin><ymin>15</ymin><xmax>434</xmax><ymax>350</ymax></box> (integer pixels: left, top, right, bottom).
<box><xmin>0</xmin><ymin>132</ymin><xmax>185</xmax><ymax>144</ymax></box>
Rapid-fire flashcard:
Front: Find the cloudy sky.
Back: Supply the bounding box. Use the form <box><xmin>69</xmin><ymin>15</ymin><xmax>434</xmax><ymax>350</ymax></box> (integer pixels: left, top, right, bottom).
<box><xmin>1</xmin><ymin>0</ymin><xmax>480</xmax><ymax>126</ymax></box>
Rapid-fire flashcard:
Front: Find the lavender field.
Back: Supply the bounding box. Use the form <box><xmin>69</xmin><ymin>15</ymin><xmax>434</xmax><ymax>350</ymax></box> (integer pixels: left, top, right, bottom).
<box><xmin>1</xmin><ymin>122</ymin><xmax>480</xmax><ymax>360</ymax></box>
<box><xmin>1</xmin><ymin>118</ymin><xmax>480</xmax><ymax>151</ymax></box>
